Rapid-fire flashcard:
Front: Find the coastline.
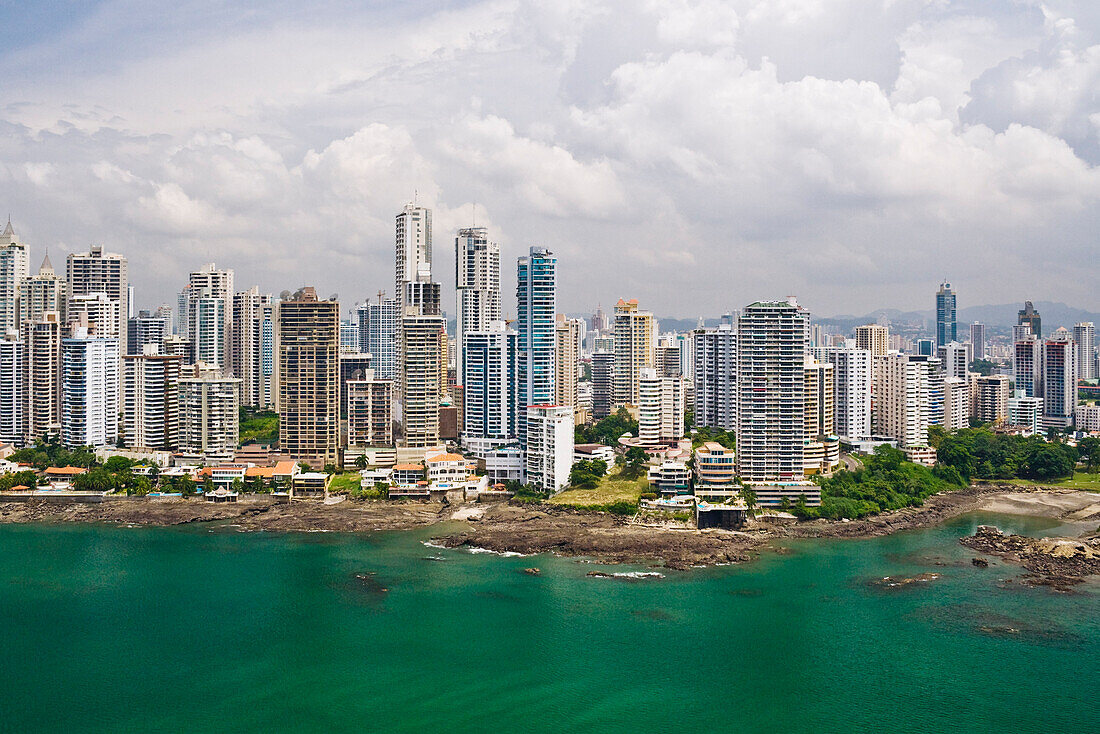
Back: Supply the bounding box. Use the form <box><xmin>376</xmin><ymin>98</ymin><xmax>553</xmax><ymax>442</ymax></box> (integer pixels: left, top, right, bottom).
<box><xmin>1</xmin><ymin>484</ymin><xmax>1097</xmax><ymax>572</ymax></box>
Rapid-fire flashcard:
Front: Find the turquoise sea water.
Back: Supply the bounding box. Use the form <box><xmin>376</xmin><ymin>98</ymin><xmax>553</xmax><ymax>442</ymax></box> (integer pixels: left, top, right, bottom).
<box><xmin>1</xmin><ymin>513</ymin><xmax>1097</xmax><ymax>733</ymax></box>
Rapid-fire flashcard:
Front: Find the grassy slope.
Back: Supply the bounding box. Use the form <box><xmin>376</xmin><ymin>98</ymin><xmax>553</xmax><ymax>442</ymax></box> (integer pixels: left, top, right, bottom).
<box><xmin>984</xmin><ymin>471</ymin><xmax>1100</xmax><ymax>492</ymax></box>
<box><xmin>328</xmin><ymin>473</ymin><xmax>363</xmax><ymax>494</ymax></box>
<box><xmin>549</xmin><ymin>467</ymin><xmax>649</xmax><ymax>506</ymax></box>
<box><xmin>239</xmin><ymin>411</ymin><xmax>279</xmax><ymax>445</ymax></box>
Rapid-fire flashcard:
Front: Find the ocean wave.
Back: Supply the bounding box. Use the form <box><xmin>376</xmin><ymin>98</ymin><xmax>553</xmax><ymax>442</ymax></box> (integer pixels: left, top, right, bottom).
<box><xmin>467</xmin><ymin>546</ymin><xmax>528</xmax><ymax>557</ymax></box>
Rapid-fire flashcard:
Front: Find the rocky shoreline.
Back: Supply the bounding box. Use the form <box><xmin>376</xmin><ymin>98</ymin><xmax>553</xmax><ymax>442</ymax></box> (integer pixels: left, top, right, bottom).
<box><xmin>1</xmin><ymin>484</ymin><xmax>1098</xmax><ymax>572</ymax></box>
<box><xmin>962</xmin><ymin>524</ymin><xmax>1100</xmax><ymax>591</ymax></box>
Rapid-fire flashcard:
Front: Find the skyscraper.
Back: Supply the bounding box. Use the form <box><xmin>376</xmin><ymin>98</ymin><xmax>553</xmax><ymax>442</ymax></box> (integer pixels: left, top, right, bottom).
<box><xmin>0</xmin><ymin>220</ymin><xmax>29</xmax><ymax>333</ymax></box>
<box><xmin>183</xmin><ymin>264</ymin><xmax>234</xmax><ymax>372</ymax></box>
<box><xmin>693</xmin><ymin>320</ymin><xmax>736</xmax><ymax>431</ymax></box>
<box><xmin>127</xmin><ymin>310</ymin><xmax>169</xmax><ymax>356</ymax></box>
<box><xmin>612</xmin><ymin>298</ymin><xmax>654</xmax><ymax>407</ymax></box>
<box><xmin>230</xmin><ymin>287</ymin><xmax>275</xmax><ymax>408</ymax></box>
<box><xmin>1042</xmin><ymin>329</ymin><xmax>1077</xmax><ymax>429</ymax></box>
<box><xmin>826</xmin><ymin>347</ymin><xmax>872</xmax><ymax>442</ymax></box>
<box><xmin>122</xmin><ymin>346</ymin><xmax>181</xmax><ymax>450</ymax></box>
<box><xmin>61</xmin><ymin>327</ymin><xmax>119</xmax><ymax>449</ymax></box>
<box><xmin>875</xmin><ymin>352</ymin><xmax>931</xmax><ymax>448</ymax></box>
<box><xmin>516</xmin><ymin>247</ymin><xmax>556</xmax><ymax>447</ymax></box>
<box><xmin>19</xmin><ymin>254</ymin><xmax>65</xmax><ymax>331</ymax></box>
<box><xmin>1073</xmin><ymin>322</ymin><xmax>1096</xmax><ymax>381</ymax></box>
<box><xmin>525</xmin><ymin>405</ymin><xmax>574</xmax><ymax>493</ymax></box>
<box><xmin>935</xmin><ymin>281</ymin><xmax>956</xmax><ymax>348</ymax></box>
<box><xmin>969</xmin><ymin>322</ymin><xmax>987</xmax><ymax>361</ymax></box>
<box><xmin>0</xmin><ymin>330</ymin><xmax>24</xmax><ymax>445</ymax></box>
<box><xmin>358</xmin><ymin>296</ymin><xmax>399</xmax><ymax>380</ymax></box>
<box><xmin>854</xmin><ymin>324</ymin><xmax>888</xmax><ymax>357</ymax></box>
<box><xmin>178</xmin><ymin>366</ymin><xmax>241</xmax><ymax>463</ymax></box>
<box><xmin>591</xmin><ymin>351</ymin><xmax>615</xmax><ymax>420</ymax></box>
<box><xmin>455</xmin><ymin>226</ymin><xmax>500</xmax><ymax>385</ymax></box>
<box><xmin>399</xmin><ymin>308</ymin><xmax>445</xmax><ymax>448</ymax></box>
<box><xmin>461</xmin><ymin>320</ymin><xmax>518</xmax><ymax>456</ymax></box>
<box><xmin>1014</xmin><ymin>335</ymin><xmax>1042</xmax><ymax>398</ymax></box>
<box><xmin>554</xmin><ymin>315</ymin><xmax>581</xmax><ymax>414</ymax></box>
<box><xmin>1018</xmin><ymin>301</ymin><xmax>1041</xmax><ymax>339</ymax></box>
<box><xmin>736</xmin><ymin>299</ymin><xmax>809</xmax><ymax>483</ymax></box>
<box><xmin>937</xmin><ymin>341</ymin><xmax>969</xmax><ymax>382</ymax></box>
<box><xmin>395</xmin><ymin>203</ymin><xmax>432</xmax><ymax>309</ymax></box>
<box><xmin>277</xmin><ymin>287</ymin><xmax>340</xmax><ymax>465</ymax></box>
<box><xmin>25</xmin><ymin>312</ymin><xmax>62</xmax><ymax>443</ymax></box>
<box><xmin>66</xmin><ymin>245</ymin><xmax>128</xmax><ymax>347</ymax></box>
<box><xmin>637</xmin><ymin>367</ymin><xmax>685</xmax><ymax>446</ymax></box>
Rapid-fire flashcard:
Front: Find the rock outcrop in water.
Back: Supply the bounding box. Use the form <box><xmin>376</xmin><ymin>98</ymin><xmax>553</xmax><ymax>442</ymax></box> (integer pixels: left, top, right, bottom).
<box><xmin>962</xmin><ymin>525</ymin><xmax>1100</xmax><ymax>591</ymax></box>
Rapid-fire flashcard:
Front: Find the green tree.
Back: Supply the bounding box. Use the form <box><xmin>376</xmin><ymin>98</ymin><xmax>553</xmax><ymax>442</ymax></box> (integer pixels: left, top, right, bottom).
<box><xmin>622</xmin><ymin>447</ymin><xmax>649</xmax><ymax>478</ymax></box>
<box><xmin>178</xmin><ymin>476</ymin><xmax>196</xmax><ymax>496</ymax></box>
<box><xmin>740</xmin><ymin>488</ymin><xmax>757</xmax><ymax>515</ymax></box>
<box><xmin>1077</xmin><ymin>437</ymin><xmax>1100</xmax><ymax>473</ymax></box>
<box><xmin>354</xmin><ymin>454</ymin><xmax>368</xmax><ymax>470</ymax></box>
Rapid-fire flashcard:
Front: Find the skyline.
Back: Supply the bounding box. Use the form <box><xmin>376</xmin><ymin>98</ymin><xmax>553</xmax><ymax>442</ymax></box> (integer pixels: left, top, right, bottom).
<box><xmin>1</xmin><ymin>1</ymin><xmax>1099</xmax><ymax>317</ymax></box>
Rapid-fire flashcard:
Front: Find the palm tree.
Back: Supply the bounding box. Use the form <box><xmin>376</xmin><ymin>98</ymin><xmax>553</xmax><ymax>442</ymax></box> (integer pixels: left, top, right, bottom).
<box><xmin>740</xmin><ymin>488</ymin><xmax>757</xmax><ymax>516</ymax></box>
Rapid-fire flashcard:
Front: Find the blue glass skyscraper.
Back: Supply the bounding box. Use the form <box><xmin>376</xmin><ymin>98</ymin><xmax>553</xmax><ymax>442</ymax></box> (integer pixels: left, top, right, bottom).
<box><xmin>517</xmin><ymin>247</ymin><xmax>556</xmax><ymax>448</ymax></box>
<box><xmin>935</xmin><ymin>281</ymin><xmax>956</xmax><ymax>348</ymax></box>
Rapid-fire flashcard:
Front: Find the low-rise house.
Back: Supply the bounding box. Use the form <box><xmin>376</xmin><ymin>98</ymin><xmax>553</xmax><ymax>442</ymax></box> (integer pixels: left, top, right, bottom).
<box><xmin>426</xmin><ymin>453</ymin><xmax>474</xmax><ymax>485</ymax></box>
<box><xmin>292</xmin><ymin>472</ymin><xmax>330</xmax><ymax>494</ymax></box>
<box><xmin>210</xmin><ymin>465</ymin><xmax>247</xmax><ymax>488</ymax></box>
<box><xmin>647</xmin><ymin>461</ymin><xmax>691</xmax><ymax>496</ymax></box>
<box><xmin>271</xmin><ymin>460</ymin><xmax>300</xmax><ymax>488</ymax></box>
<box><xmin>574</xmin><ymin>443</ymin><xmax>616</xmax><ymax>469</ymax></box>
<box><xmin>44</xmin><ymin>466</ymin><xmax>88</xmax><ymax>482</ymax></box>
<box><xmin>392</xmin><ymin>464</ymin><xmax>425</xmax><ymax>485</ymax></box>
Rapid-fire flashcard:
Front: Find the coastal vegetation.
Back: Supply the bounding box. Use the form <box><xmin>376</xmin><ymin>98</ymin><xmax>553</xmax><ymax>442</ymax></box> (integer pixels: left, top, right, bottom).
<box><xmin>690</xmin><ymin>426</ymin><xmax>736</xmax><ymax>450</ymax></box>
<box><xmin>9</xmin><ymin>440</ymin><xmax>97</xmax><ymax>469</ymax></box>
<box><xmin>573</xmin><ymin>408</ymin><xmax>638</xmax><ymax>447</ymax></box>
<box><xmin>795</xmin><ymin>445</ymin><xmax>964</xmax><ymax>520</ymax></box>
<box><xmin>568</xmin><ymin>459</ymin><xmax>608</xmax><ymax>489</ymax></box>
<box><xmin>932</xmin><ymin>427</ymin><xmax>1079</xmax><ymax>482</ymax></box>
<box><xmin>551</xmin><ymin>465</ymin><xmax>647</xmax><ymax>514</ymax></box>
<box><xmin>239</xmin><ymin>407</ymin><xmax>279</xmax><ymax>446</ymax></box>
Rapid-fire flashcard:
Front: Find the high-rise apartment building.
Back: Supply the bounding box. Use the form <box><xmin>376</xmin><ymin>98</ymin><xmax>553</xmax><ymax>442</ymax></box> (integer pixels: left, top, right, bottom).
<box><xmin>935</xmin><ymin>281</ymin><xmax>957</xmax><ymax>348</ymax></box>
<box><xmin>525</xmin><ymin>405</ymin><xmax>574</xmax><ymax>493</ymax></box>
<box><xmin>970</xmin><ymin>322</ymin><xmax>987</xmax><ymax>361</ymax></box>
<box><xmin>875</xmin><ymin>352</ymin><xmax>931</xmax><ymax>448</ymax></box>
<box><xmin>61</xmin><ymin>327</ymin><xmax>119</xmax><ymax>448</ymax></box>
<box><xmin>346</xmin><ymin>370</ymin><xmax>393</xmax><ymax>448</ymax></box>
<box><xmin>67</xmin><ymin>293</ymin><xmax>120</xmax><ymax>339</ymax></box>
<box><xmin>516</xmin><ymin>247</ymin><xmax>556</xmax><ymax>447</ymax></box>
<box><xmin>455</xmin><ymin>227</ymin><xmax>500</xmax><ymax>385</ymax></box>
<box><xmin>0</xmin><ymin>220</ymin><xmax>29</xmax><ymax>333</ymax></box>
<box><xmin>277</xmin><ymin>287</ymin><xmax>340</xmax><ymax>465</ymax></box>
<box><xmin>1073</xmin><ymin>322</ymin><xmax>1096</xmax><ymax>381</ymax></box>
<box><xmin>395</xmin><ymin>203</ymin><xmax>432</xmax><ymax>309</ymax></box>
<box><xmin>974</xmin><ymin>374</ymin><xmax>1011</xmax><ymax>425</ymax></box>
<box><xmin>736</xmin><ymin>299</ymin><xmax>809</xmax><ymax>483</ymax></box>
<box><xmin>186</xmin><ymin>263</ymin><xmax>234</xmax><ymax>364</ymax></box>
<box><xmin>803</xmin><ymin>361</ymin><xmax>835</xmax><ymax>438</ymax></box>
<box><xmin>693</xmin><ymin>320</ymin><xmax>736</xmax><ymax>431</ymax></box>
<box><xmin>178</xmin><ymin>366</ymin><xmax>241</xmax><ymax>463</ymax></box>
<box><xmin>1018</xmin><ymin>301</ymin><xmax>1042</xmax><ymax>339</ymax></box>
<box><xmin>66</xmin><ymin>245</ymin><xmax>128</xmax><ymax>347</ymax></box>
<box><xmin>0</xmin><ymin>331</ymin><xmax>24</xmax><ymax>444</ymax></box>
<box><xmin>1042</xmin><ymin>330</ymin><xmax>1077</xmax><ymax>429</ymax></box>
<box><xmin>826</xmin><ymin>347</ymin><xmax>872</xmax><ymax>442</ymax></box>
<box><xmin>399</xmin><ymin>309</ymin><xmax>445</xmax><ymax>448</ymax></box>
<box><xmin>1014</xmin><ymin>335</ymin><xmax>1042</xmax><ymax>398</ymax></box>
<box><xmin>25</xmin><ymin>313</ymin><xmax>63</xmax><ymax>443</ymax></box>
<box><xmin>637</xmin><ymin>367</ymin><xmax>685</xmax><ymax>446</ymax></box>
<box><xmin>937</xmin><ymin>341</ymin><xmax>969</xmax><ymax>382</ymax></box>
<box><xmin>612</xmin><ymin>298</ymin><xmax>654</xmax><ymax>407</ymax></box>
<box><xmin>591</xmin><ymin>351</ymin><xmax>615</xmax><ymax>420</ymax></box>
<box><xmin>122</xmin><ymin>346</ymin><xmax>182</xmax><ymax>450</ymax></box>
<box><xmin>231</xmin><ymin>287</ymin><xmax>275</xmax><ymax>408</ymax></box>
<box><xmin>19</xmin><ymin>254</ymin><xmax>65</xmax><ymax>331</ymax></box>
<box><xmin>554</xmin><ymin>315</ymin><xmax>581</xmax><ymax>413</ymax></box>
<box><xmin>127</xmin><ymin>311</ymin><xmax>169</xmax><ymax>356</ymax></box>
<box><xmin>357</xmin><ymin>296</ymin><xmax>399</xmax><ymax>379</ymax></box>
<box><xmin>461</xmin><ymin>321</ymin><xmax>518</xmax><ymax>456</ymax></box>
<box><xmin>943</xmin><ymin>377</ymin><xmax>969</xmax><ymax>432</ymax></box>
<box><xmin>854</xmin><ymin>324</ymin><xmax>888</xmax><ymax>357</ymax></box>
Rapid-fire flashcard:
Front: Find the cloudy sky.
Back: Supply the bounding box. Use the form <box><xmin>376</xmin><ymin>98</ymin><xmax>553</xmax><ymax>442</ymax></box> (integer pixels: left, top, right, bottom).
<box><xmin>1</xmin><ymin>0</ymin><xmax>1098</xmax><ymax>320</ymax></box>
